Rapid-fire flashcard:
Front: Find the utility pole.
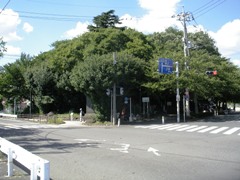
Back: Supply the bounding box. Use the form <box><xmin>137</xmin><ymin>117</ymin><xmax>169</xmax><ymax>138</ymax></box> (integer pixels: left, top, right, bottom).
<box><xmin>112</xmin><ymin>52</ymin><xmax>117</xmax><ymax>125</ymax></box>
<box><xmin>172</xmin><ymin>6</ymin><xmax>194</xmax><ymax>117</ymax></box>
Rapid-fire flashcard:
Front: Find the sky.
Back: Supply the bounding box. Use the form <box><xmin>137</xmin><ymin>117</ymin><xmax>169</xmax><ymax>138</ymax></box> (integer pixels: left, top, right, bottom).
<box><xmin>0</xmin><ymin>0</ymin><xmax>240</xmax><ymax>66</ymax></box>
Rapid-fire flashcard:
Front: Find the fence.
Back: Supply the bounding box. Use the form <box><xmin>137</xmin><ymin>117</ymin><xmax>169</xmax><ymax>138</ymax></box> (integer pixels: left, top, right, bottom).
<box><xmin>0</xmin><ymin>113</ymin><xmax>17</xmax><ymax>118</ymax></box>
<box><xmin>0</xmin><ymin>137</ymin><xmax>50</xmax><ymax>180</ymax></box>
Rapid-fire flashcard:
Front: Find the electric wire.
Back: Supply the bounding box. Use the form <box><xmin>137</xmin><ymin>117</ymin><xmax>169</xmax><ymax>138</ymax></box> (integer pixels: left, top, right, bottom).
<box><xmin>0</xmin><ymin>0</ymin><xmax>11</xmax><ymax>14</ymax></box>
<box><xmin>1</xmin><ymin>11</ymin><xmax>93</xmax><ymax>22</ymax></box>
<box><xmin>193</xmin><ymin>0</ymin><xmax>226</xmax><ymax>19</ymax></box>
<box><xmin>192</xmin><ymin>0</ymin><xmax>218</xmax><ymax>14</ymax></box>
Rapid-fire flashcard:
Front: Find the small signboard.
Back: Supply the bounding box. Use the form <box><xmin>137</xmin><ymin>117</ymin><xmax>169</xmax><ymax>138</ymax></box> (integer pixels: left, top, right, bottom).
<box><xmin>142</xmin><ymin>97</ymin><xmax>150</xmax><ymax>103</ymax></box>
<box><xmin>158</xmin><ymin>58</ymin><xmax>173</xmax><ymax>74</ymax></box>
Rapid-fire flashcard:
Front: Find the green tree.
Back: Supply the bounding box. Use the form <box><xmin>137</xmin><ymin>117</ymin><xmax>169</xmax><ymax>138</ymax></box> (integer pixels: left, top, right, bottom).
<box><xmin>0</xmin><ymin>53</ymin><xmax>32</xmax><ymax>112</ymax></box>
<box><xmin>70</xmin><ymin>53</ymin><xmax>146</xmax><ymax>120</ymax></box>
<box><xmin>0</xmin><ymin>37</ymin><xmax>6</xmax><ymax>58</ymax></box>
<box><xmin>145</xmin><ymin>27</ymin><xmax>240</xmax><ymax>114</ymax></box>
<box><xmin>87</xmin><ymin>10</ymin><xmax>123</xmax><ymax>32</ymax></box>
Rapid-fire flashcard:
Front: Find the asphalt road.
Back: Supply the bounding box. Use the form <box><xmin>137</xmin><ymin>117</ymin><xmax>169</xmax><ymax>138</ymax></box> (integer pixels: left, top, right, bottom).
<box><xmin>0</xmin><ymin>115</ymin><xmax>240</xmax><ymax>180</ymax></box>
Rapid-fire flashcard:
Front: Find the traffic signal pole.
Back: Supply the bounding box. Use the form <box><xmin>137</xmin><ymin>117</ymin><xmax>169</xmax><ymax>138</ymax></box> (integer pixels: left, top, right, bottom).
<box><xmin>113</xmin><ymin>52</ymin><xmax>117</xmax><ymax>125</ymax></box>
<box><xmin>176</xmin><ymin>62</ymin><xmax>180</xmax><ymax>123</ymax></box>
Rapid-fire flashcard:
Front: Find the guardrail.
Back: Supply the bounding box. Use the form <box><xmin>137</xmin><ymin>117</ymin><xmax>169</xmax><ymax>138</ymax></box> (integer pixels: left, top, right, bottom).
<box><xmin>0</xmin><ymin>137</ymin><xmax>50</xmax><ymax>180</ymax></box>
<box><xmin>0</xmin><ymin>113</ymin><xmax>17</xmax><ymax>118</ymax></box>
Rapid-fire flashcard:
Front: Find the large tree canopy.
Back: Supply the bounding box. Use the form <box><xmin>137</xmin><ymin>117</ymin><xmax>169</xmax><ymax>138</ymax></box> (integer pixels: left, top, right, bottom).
<box><xmin>70</xmin><ymin>53</ymin><xmax>146</xmax><ymax>119</ymax></box>
<box><xmin>0</xmin><ymin>11</ymin><xmax>239</xmax><ymax>119</ymax></box>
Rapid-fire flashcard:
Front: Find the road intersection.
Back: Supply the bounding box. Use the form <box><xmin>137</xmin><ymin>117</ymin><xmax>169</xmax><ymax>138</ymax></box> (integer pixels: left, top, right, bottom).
<box><xmin>0</xmin><ymin>114</ymin><xmax>240</xmax><ymax>180</ymax></box>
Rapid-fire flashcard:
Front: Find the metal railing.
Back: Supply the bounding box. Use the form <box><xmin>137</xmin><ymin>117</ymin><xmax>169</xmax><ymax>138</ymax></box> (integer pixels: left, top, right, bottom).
<box><xmin>0</xmin><ymin>137</ymin><xmax>50</xmax><ymax>180</ymax></box>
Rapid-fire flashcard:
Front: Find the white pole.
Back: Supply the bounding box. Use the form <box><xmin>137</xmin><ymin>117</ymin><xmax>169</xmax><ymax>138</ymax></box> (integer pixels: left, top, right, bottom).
<box><xmin>113</xmin><ymin>52</ymin><xmax>117</xmax><ymax>125</ymax></box>
<box><xmin>129</xmin><ymin>97</ymin><xmax>132</xmax><ymax>122</ymax></box>
<box><xmin>40</xmin><ymin>160</ymin><xmax>50</xmax><ymax>180</ymax></box>
<box><xmin>79</xmin><ymin>108</ymin><xmax>82</xmax><ymax>122</ymax></box>
<box><xmin>111</xmin><ymin>91</ymin><xmax>113</xmax><ymax>123</ymax></box>
<box><xmin>30</xmin><ymin>163</ymin><xmax>37</xmax><ymax>180</ymax></box>
<box><xmin>113</xmin><ymin>83</ymin><xmax>116</xmax><ymax>125</ymax></box>
<box><xmin>183</xmin><ymin>95</ymin><xmax>186</xmax><ymax>122</ymax></box>
<box><xmin>176</xmin><ymin>62</ymin><xmax>180</xmax><ymax>123</ymax></box>
<box><xmin>7</xmin><ymin>148</ymin><xmax>13</xmax><ymax>177</ymax></box>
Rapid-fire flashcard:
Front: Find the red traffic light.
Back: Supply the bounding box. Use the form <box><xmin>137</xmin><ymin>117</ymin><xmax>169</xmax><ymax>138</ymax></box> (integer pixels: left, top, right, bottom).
<box><xmin>206</xmin><ymin>70</ymin><xmax>217</xmax><ymax>76</ymax></box>
<box><xmin>213</xmin><ymin>70</ymin><xmax>217</xmax><ymax>75</ymax></box>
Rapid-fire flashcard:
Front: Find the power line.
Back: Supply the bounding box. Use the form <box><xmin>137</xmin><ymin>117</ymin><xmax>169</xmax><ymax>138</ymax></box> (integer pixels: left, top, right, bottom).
<box><xmin>195</xmin><ymin>0</ymin><xmax>226</xmax><ymax>19</ymax></box>
<box><xmin>0</xmin><ymin>0</ymin><xmax>11</xmax><ymax>14</ymax></box>
<box><xmin>26</xmin><ymin>0</ymin><xmax>136</xmax><ymax>9</ymax></box>
<box><xmin>1</xmin><ymin>11</ymin><xmax>93</xmax><ymax>22</ymax></box>
<box><xmin>192</xmin><ymin>0</ymin><xmax>218</xmax><ymax>14</ymax></box>
<box><xmin>193</xmin><ymin>0</ymin><xmax>226</xmax><ymax>19</ymax></box>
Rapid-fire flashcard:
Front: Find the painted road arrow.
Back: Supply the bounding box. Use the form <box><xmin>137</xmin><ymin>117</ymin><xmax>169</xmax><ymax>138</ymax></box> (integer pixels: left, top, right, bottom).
<box><xmin>148</xmin><ymin>147</ymin><xmax>161</xmax><ymax>156</ymax></box>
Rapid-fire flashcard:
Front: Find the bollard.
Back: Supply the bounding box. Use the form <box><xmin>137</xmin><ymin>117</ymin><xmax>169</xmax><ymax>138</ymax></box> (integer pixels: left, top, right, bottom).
<box><xmin>40</xmin><ymin>160</ymin><xmax>50</xmax><ymax>180</ymax></box>
<box><xmin>70</xmin><ymin>112</ymin><xmax>73</xmax><ymax>121</ymax></box>
<box><xmin>79</xmin><ymin>108</ymin><xmax>82</xmax><ymax>122</ymax></box>
<box><xmin>162</xmin><ymin>116</ymin><xmax>165</xmax><ymax>124</ymax></box>
<box><xmin>30</xmin><ymin>163</ymin><xmax>37</xmax><ymax>180</ymax></box>
<box><xmin>7</xmin><ymin>148</ymin><xmax>13</xmax><ymax>177</ymax></box>
<box><xmin>118</xmin><ymin>118</ymin><xmax>120</xmax><ymax>127</ymax></box>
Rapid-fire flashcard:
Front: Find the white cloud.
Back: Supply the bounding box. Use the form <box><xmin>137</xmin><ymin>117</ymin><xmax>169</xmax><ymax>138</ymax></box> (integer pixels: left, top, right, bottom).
<box><xmin>64</xmin><ymin>21</ymin><xmax>89</xmax><ymax>39</ymax></box>
<box><xmin>23</xmin><ymin>22</ymin><xmax>33</xmax><ymax>33</ymax></box>
<box><xmin>5</xmin><ymin>45</ymin><xmax>21</xmax><ymax>55</ymax></box>
<box><xmin>0</xmin><ymin>9</ymin><xmax>22</xmax><ymax>42</ymax></box>
<box><xmin>209</xmin><ymin>19</ymin><xmax>240</xmax><ymax>66</ymax></box>
<box><xmin>120</xmin><ymin>0</ymin><xmax>181</xmax><ymax>33</ymax></box>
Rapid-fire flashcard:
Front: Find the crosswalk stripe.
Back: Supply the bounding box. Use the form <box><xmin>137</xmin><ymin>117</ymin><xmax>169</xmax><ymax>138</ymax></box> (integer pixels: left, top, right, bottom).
<box><xmin>157</xmin><ymin>124</ymin><xmax>179</xmax><ymax>130</ymax></box>
<box><xmin>148</xmin><ymin>125</ymin><xmax>162</xmax><ymax>129</ymax></box>
<box><xmin>4</xmin><ymin>125</ymin><xmax>21</xmax><ymax>129</ymax></box>
<box><xmin>210</xmin><ymin>127</ymin><xmax>229</xmax><ymax>134</ymax></box>
<box><xmin>176</xmin><ymin>125</ymin><xmax>198</xmax><ymax>131</ymax></box>
<box><xmin>223</xmin><ymin>127</ymin><xmax>240</xmax><ymax>135</ymax></box>
<box><xmin>166</xmin><ymin>125</ymin><xmax>189</xmax><ymax>131</ymax></box>
<box><xmin>198</xmin><ymin>126</ymin><xmax>218</xmax><ymax>133</ymax></box>
<box><xmin>134</xmin><ymin>124</ymin><xmax>240</xmax><ymax>136</ymax></box>
<box><xmin>186</xmin><ymin>126</ymin><xmax>207</xmax><ymax>132</ymax></box>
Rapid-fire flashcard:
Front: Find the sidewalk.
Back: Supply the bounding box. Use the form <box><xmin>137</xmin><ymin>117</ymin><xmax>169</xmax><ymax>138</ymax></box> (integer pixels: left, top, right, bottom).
<box><xmin>61</xmin><ymin>120</ymin><xmax>86</xmax><ymax>127</ymax></box>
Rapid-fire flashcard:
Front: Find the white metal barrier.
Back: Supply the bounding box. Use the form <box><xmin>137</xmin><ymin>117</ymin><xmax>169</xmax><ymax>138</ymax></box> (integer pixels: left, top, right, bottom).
<box><xmin>0</xmin><ymin>137</ymin><xmax>50</xmax><ymax>180</ymax></box>
<box><xmin>0</xmin><ymin>113</ymin><xmax>17</xmax><ymax>118</ymax></box>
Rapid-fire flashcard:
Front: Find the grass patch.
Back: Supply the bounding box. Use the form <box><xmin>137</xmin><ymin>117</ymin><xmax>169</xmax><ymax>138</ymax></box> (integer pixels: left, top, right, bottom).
<box><xmin>47</xmin><ymin>116</ymin><xmax>64</xmax><ymax>124</ymax></box>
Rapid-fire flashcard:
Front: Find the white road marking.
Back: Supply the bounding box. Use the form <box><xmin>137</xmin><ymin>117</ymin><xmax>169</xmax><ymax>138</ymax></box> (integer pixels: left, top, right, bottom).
<box><xmin>223</xmin><ymin>127</ymin><xmax>240</xmax><ymax>135</ymax></box>
<box><xmin>176</xmin><ymin>125</ymin><xmax>198</xmax><ymax>131</ymax></box>
<box><xmin>186</xmin><ymin>126</ymin><xmax>207</xmax><ymax>132</ymax></box>
<box><xmin>4</xmin><ymin>125</ymin><xmax>21</xmax><ymax>129</ymax></box>
<box><xmin>198</xmin><ymin>126</ymin><xmax>218</xmax><ymax>133</ymax></box>
<box><xmin>110</xmin><ymin>143</ymin><xmax>130</xmax><ymax>153</ymax></box>
<box><xmin>166</xmin><ymin>125</ymin><xmax>189</xmax><ymax>131</ymax></box>
<box><xmin>210</xmin><ymin>127</ymin><xmax>229</xmax><ymax>134</ymax></box>
<box><xmin>148</xmin><ymin>125</ymin><xmax>163</xmax><ymax>129</ymax></box>
<box><xmin>158</xmin><ymin>124</ymin><xmax>180</xmax><ymax>130</ymax></box>
<box><xmin>148</xmin><ymin>147</ymin><xmax>161</xmax><ymax>156</ymax></box>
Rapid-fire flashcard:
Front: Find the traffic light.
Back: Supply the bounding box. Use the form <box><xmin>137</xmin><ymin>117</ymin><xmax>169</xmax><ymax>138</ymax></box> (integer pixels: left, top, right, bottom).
<box><xmin>206</xmin><ymin>70</ymin><xmax>217</xmax><ymax>76</ymax></box>
<box><xmin>120</xmin><ymin>87</ymin><xmax>124</xmax><ymax>95</ymax></box>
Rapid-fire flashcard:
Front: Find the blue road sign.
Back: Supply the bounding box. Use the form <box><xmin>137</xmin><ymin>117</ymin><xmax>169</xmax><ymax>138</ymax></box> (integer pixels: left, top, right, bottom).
<box><xmin>158</xmin><ymin>58</ymin><xmax>173</xmax><ymax>74</ymax></box>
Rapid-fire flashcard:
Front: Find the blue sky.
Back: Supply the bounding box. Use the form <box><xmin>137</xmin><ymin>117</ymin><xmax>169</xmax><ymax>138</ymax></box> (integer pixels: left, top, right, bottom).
<box><xmin>0</xmin><ymin>0</ymin><xmax>240</xmax><ymax>66</ymax></box>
